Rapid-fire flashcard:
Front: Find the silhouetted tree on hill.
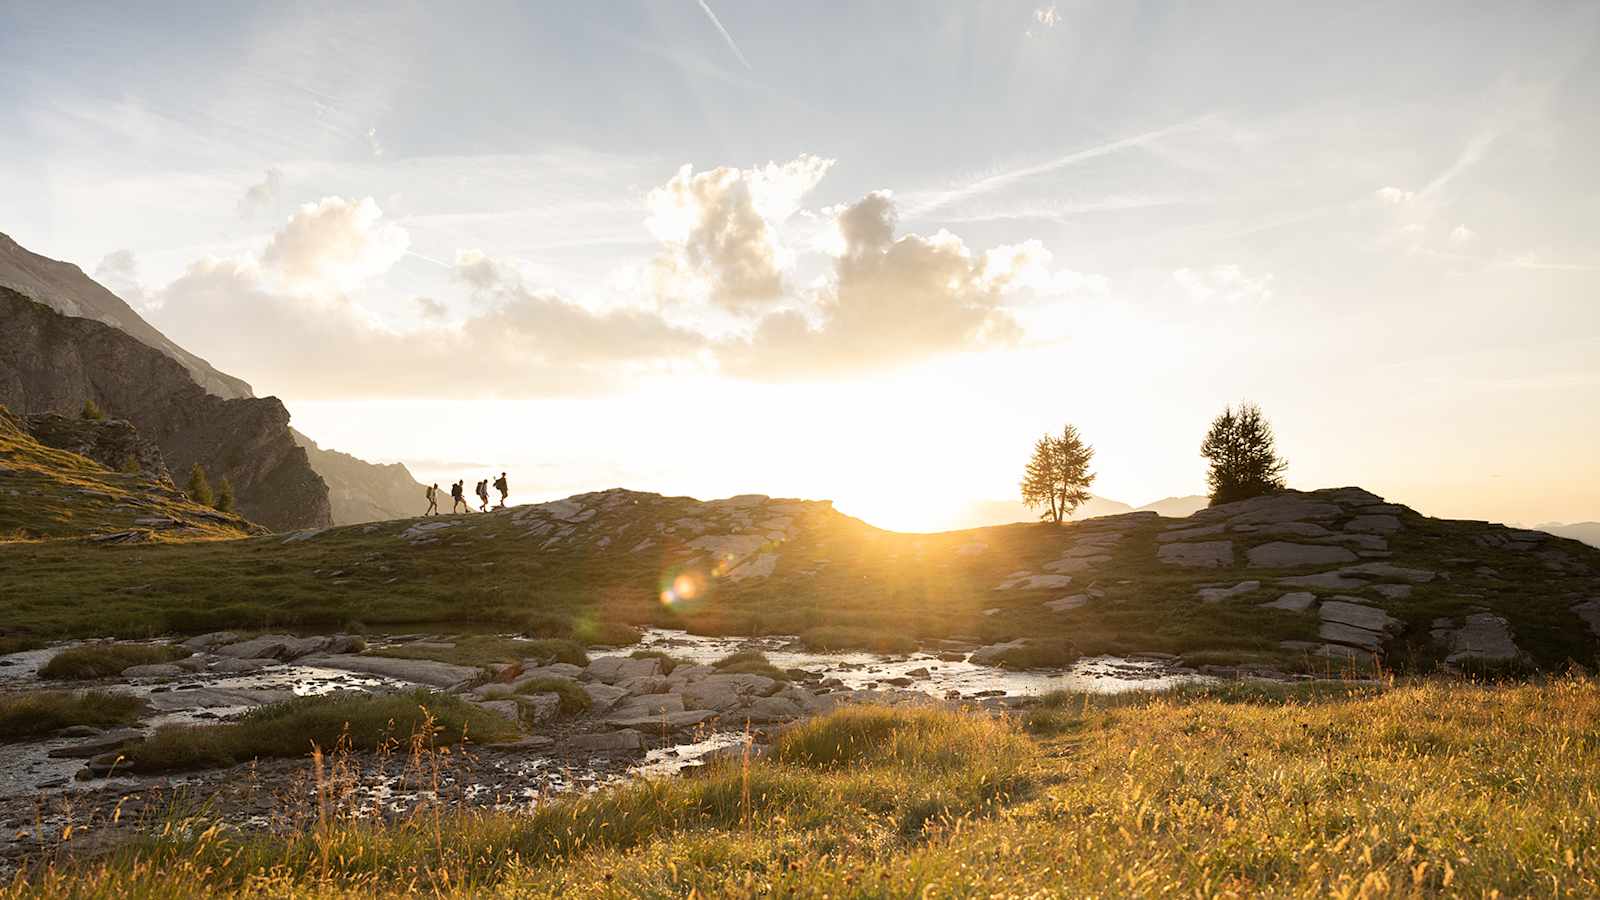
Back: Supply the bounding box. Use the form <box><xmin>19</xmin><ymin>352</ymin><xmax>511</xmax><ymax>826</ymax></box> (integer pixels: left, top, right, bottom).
<box><xmin>80</xmin><ymin>399</ymin><xmax>104</xmax><ymax>421</ymax></box>
<box><xmin>1021</xmin><ymin>424</ymin><xmax>1096</xmax><ymax>524</ymax></box>
<box><xmin>186</xmin><ymin>463</ymin><xmax>214</xmax><ymax>507</ymax></box>
<box><xmin>1201</xmin><ymin>401</ymin><xmax>1287</xmax><ymax>505</ymax></box>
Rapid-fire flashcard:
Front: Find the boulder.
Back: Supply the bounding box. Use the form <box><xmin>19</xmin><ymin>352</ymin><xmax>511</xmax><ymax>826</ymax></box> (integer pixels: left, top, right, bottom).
<box><xmin>1157</xmin><ymin>541</ymin><xmax>1234</xmax><ymax>568</ymax></box>
<box><xmin>604</xmin><ymin>710</ymin><xmax>717</xmax><ymax>731</ymax></box>
<box><xmin>216</xmin><ymin>634</ymin><xmax>330</xmax><ymax>661</ymax></box>
<box><xmin>1443</xmin><ymin>613</ymin><xmax>1524</xmax><ymax>665</ymax></box>
<box><xmin>1246</xmin><ymin>542</ymin><xmax>1357</xmax><ymax>568</ymax></box>
<box><xmin>1338</xmin><ymin>562</ymin><xmax>1436</xmax><ymax>584</ymax></box>
<box><xmin>1262</xmin><ymin>592</ymin><xmax>1317</xmax><ymax>612</ymax></box>
<box><xmin>584</xmin><ymin>656</ymin><xmax>662</xmax><ymax>684</ymax></box>
<box><xmin>514</xmin><ymin>663</ymin><xmax>584</xmax><ymax>682</ymax></box>
<box><xmin>1311</xmin><ymin>534</ymin><xmax>1389</xmax><ymax>552</ymax></box>
<box><xmin>1317</xmin><ymin>621</ymin><xmax>1386</xmax><ymax>651</ymax></box>
<box><xmin>1573</xmin><ymin>599</ymin><xmax>1600</xmax><ymax>638</ymax></box>
<box><xmin>665</xmin><ymin>664</ymin><xmax>716</xmax><ymax>684</ymax></box>
<box><xmin>580</xmin><ymin>682</ymin><xmax>631</xmax><ymax>713</ymax></box>
<box><xmin>1156</xmin><ymin>524</ymin><xmax>1226</xmax><ymax>543</ymax></box>
<box><xmin>1370</xmin><ymin>584</ymin><xmax>1414</xmax><ymax>600</ymax></box>
<box><xmin>605</xmin><ymin>693</ymin><xmax>685</xmax><ymax>721</ymax></box>
<box><xmin>181</xmin><ymin>631</ymin><xmax>239</xmax><ymax>652</ymax></box>
<box><xmin>617</xmin><ymin>675</ymin><xmax>672</xmax><ymax>695</ymax></box>
<box><xmin>298</xmin><ymin>654</ymin><xmax>479</xmax><ymax>687</ymax></box>
<box><xmin>1233</xmin><ymin>522</ymin><xmax>1333</xmax><ymax>538</ymax></box>
<box><xmin>142</xmin><ymin>687</ymin><xmax>294</xmax><ymax>711</ymax></box>
<box><xmin>569</xmin><ymin>729</ymin><xmax>645</xmax><ymax>752</ymax></box>
<box><xmin>1196</xmin><ymin>581</ymin><xmax>1260</xmax><ymax>603</ymax></box>
<box><xmin>210</xmin><ymin>657</ymin><xmax>278</xmax><ymax>674</ymax></box>
<box><xmin>516</xmin><ymin>692</ymin><xmax>562</xmax><ymax>723</ymax></box>
<box><xmin>969</xmin><ymin>639</ymin><xmax>1028</xmax><ymax>666</ymax></box>
<box><xmin>1278</xmin><ymin>572</ymin><xmax>1369</xmax><ymax>591</ymax></box>
<box><xmin>475</xmin><ymin>699</ymin><xmax>523</xmax><ymax>724</ymax></box>
<box><xmin>744</xmin><ymin>695</ymin><xmax>803</xmax><ymax>723</ymax></box>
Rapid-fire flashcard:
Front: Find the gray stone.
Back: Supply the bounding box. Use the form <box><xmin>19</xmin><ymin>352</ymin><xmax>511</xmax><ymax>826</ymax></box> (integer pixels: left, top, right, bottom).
<box><xmin>1339</xmin><ymin>562</ymin><xmax>1437</xmax><ymax>583</ymax></box>
<box><xmin>665</xmin><ymin>664</ymin><xmax>716</xmax><ymax>684</ymax></box>
<box><xmin>1232</xmin><ymin>522</ymin><xmax>1333</xmax><ymax>538</ymax></box>
<box><xmin>1319</xmin><ymin>599</ymin><xmax>1402</xmax><ymax>634</ymax></box>
<box><xmin>299</xmin><ymin>654</ymin><xmax>480</xmax><ymax>687</ymax></box>
<box><xmin>1319</xmin><ymin>488</ymin><xmax>1386</xmax><ymax>506</ymax></box>
<box><xmin>1205</xmin><ymin>494</ymin><xmax>1342</xmax><ymax>525</ymax></box>
<box><xmin>1043</xmin><ymin>594</ymin><xmax>1088</xmax><ymax>612</ymax></box>
<box><xmin>120</xmin><ymin>663</ymin><xmax>185</xmax><ymax>678</ymax></box>
<box><xmin>1311</xmin><ymin>534</ymin><xmax>1389</xmax><ymax>552</ymax></box>
<box><xmin>605</xmin><ymin>710</ymin><xmax>717</xmax><ymax>730</ymax></box>
<box><xmin>1573</xmin><ymin>599</ymin><xmax>1600</xmax><ymax>638</ymax></box>
<box><xmin>1370</xmin><ymin>584</ymin><xmax>1414</xmax><ymax>600</ymax></box>
<box><xmin>516</xmin><ymin>692</ymin><xmax>562</xmax><ymax>723</ymax></box>
<box><xmin>1263</xmin><ymin>592</ymin><xmax>1317</xmax><ymax>612</ymax></box>
<box><xmin>143</xmin><ymin>687</ymin><xmax>294</xmax><ymax>711</ymax></box>
<box><xmin>743</xmin><ymin>695</ymin><xmax>803</xmax><ymax>722</ymax></box>
<box><xmin>1444</xmin><ymin>613</ymin><xmax>1523</xmax><ymax>665</ymax></box>
<box><xmin>1041</xmin><ymin>556</ymin><xmax>1110</xmax><ymax>574</ymax></box>
<box><xmin>475</xmin><ymin>699</ymin><xmax>523</xmax><ymax>723</ymax></box>
<box><xmin>584</xmin><ymin>656</ymin><xmax>662</xmax><ymax>684</ymax></box>
<box><xmin>969</xmin><ymin>639</ymin><xmax>1028</xmax><ymax>666</ymax></box>
<box><xmin>1196</xmin><ymin>581</ymin><xmax>1260</xmax><ymax>603</ymax></box>
<box><xmin>1157</xmin><ymin>541</ymin><xmax>1234</xmax><ymax>568</ymax></box>
<box><xmin>1278</xmin><ymin>572</ymin><xmax>1369</xmax><ymax>591</ymax></box>
<box><xmin>1247</xmin><ymin>542</ymin><xmax>1358</xmax><ymax>568</ymax></box>
<box><xmin>569</xmin><ymin>729</ymin><xmax>645</xmax><ymax>752</ymax></box>
<box><xmin>47</xmin><ymin>729</ymin><xmax>144</xmax><ymax>759</ymax></box>
<box><xmin>515</xmin><ymin>663</ymin><xmax>585</xmax><ymax>682</ymax></box>
<box><xmin>216</xmin><ymin>634</ymin><xmax>330</xmax><ymax>661</ymax></box>
<box><xmin>994</xmin><ymin>572</ymin><xmax>1076</xmax><ymax>591</ymax></box>
<box><xmin>1317</xmin><ymin>621</ymin><xmax>1386</xmax><ymax>651</ymax></box>
<box><xmin>580</xmin><ymin>682</ymin><xmax>630</xmax><ymax>713</ymax></box>
<box><xmin>1156</xmin><ymin>524</ymin><xmax>1226</xmax><ymax>543</ymax></box>
<box><xmin>210</xmin><ymin>657</ymin><xmax>278</xmax><ymax>674</ymax></box>
<box><xmin>617</xmin><ymin>675</ymin><xmax>672</xmax><ymax>695</ymax></box>
<box><xmin>181</xmin><ymin>631</ymin><xmax>239</xmax><ymax>651</ymax></box>
<box><xmin>1345</xmin><ymin>515</ymin><xmax>1402</xmax><ymax>534</ymax></box>
<box><xmin>605</xmin><ymin>693</ymin><xmax>685</xmax><ymax>721</ymax></box>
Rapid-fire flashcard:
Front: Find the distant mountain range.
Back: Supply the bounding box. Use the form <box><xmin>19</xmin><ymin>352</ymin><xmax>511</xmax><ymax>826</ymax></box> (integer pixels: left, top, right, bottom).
<box><xmin>0</xmin><ymin>231</ymin><xmax>422</xmax><ymax>528</ymax></box>
<box><xmin>955</xmin><ymin>493</ymin><xmax>1210</xmax><ymax>529</ymax></box>
<box><xmin>1538</xmin><ymin>522</ymin><xmax>1600</xmax><ymax>549</ymax></box>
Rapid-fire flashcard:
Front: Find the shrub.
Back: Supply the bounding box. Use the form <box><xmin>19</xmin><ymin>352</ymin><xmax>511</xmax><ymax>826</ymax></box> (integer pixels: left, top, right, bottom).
<box><xmin>515</xmin><ymin>678</ymin><xmax>592</xmax><ymax>715</ymax></box>
<box><xmin>520</xmin><ymin>638</ymin><xmax>589</xmax><ymax>667</ymax></box>
<box><xmin>629</xmin><ymin>649</ymin><xmax>691</xmax><ymax>674</ymax></box>
<box><xmin>712</xmin><ymin>650</ymin><xmax>791</xmax><ymax>681</ymax></box>
<box><xmin>773</xmin><ymin>705</ymin><xmax>1033</xmax><ymax>772</ymax></box>
<box><xmin>113</xmin><ymin>689</ymin><xmax>518</xmax><ymax>773</ymax></box>
<box><xmin>39</xmin><ymin>642</ymin><xmax>189</xmax><ymax>680</ymax></box>
<box><xmin>0</xmin><ymin>690</ymin><xmax>145</xmax><ymax>740</ymax></box>
<box><xmin>80</xmin><ymin>399</ymin><xmax>104</xmax><ymax>421</ymax></box>
<box><xmin>799</xmin><ymin>626</ymin><xmax>917</xmax><ymax>655</ymax></box>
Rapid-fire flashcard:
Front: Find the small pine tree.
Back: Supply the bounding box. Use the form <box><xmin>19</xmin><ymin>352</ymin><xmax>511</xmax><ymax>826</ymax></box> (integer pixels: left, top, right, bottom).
<box><xmin>81</xmin><ymin>399</ymin><xmax>104</xmax><ymax>421</ymax></box>
<box><xmin>213</xmin><ymin>478</ymin><xmax>235</xmax><ymax>513</ymax></box>
<box><xmin>185</xmin><ymin>463</ymin><xmax>214</xmax><ymax>507</ymax></box>
<box><xmin>1200</xmin><ymin>401</ymin><xmax>1287</xmax><ymax>505</ymax></box>
<box><xmin>1020</xmin><ymin>424</ymin><xmax>1097</xmax><ymax>524</ymax></box>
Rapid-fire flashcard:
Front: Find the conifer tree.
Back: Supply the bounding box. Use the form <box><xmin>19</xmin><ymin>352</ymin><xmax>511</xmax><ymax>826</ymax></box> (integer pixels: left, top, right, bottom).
<box><xmin>186</xmin><ymin>463</ymin><xmax>214</xmax><ymax>507</ymax></box>
<box><xmin>1021</xmin><ymin>424</ymin><xmax>1096</xmax><ymax>524</ymax></box>
<box><xmin>1200</xmin><ymin>401</ymin><xmax>1287</xmax><ymax>505</ymax></box>
<box><xmin>80</xmin><ymin>399</ymin><xmax>104</xmax><ymax>420</ymax></box>
<box><xmin>214</xmin><ymin>477</ymin><xmax>235</xmax><ymax>513</ymax></box>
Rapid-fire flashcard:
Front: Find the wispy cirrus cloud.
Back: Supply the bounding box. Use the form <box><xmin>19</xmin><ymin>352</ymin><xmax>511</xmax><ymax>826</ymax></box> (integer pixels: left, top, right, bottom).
<box><xmin>695</xmin><ymin>0</ymin><xmax>751</xmax><ymax>70</ymax></box>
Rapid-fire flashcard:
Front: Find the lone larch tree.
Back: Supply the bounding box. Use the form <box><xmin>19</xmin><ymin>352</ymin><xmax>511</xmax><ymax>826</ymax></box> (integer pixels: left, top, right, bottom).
<box><xmin>1200</xmin><ymin>401</ymin><xmax>1287</xmax><ymax>505</ymax></box>
<box><xmin>1021</xmin><ymin>424</ymin><xmax>1096</xmax><ymax>524</ymax></box>
<box><xmin>186</xmin><ymin>463</ymin><xmax>214</xmax><ymax>507</ymax></box>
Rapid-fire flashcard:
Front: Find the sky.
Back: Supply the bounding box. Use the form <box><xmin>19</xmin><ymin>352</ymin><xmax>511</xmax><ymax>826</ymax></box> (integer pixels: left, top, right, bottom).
<box><xmin>2</xmin><ymin>1</ymin><xmax>1598</xmax><ymax>531</ymax></box>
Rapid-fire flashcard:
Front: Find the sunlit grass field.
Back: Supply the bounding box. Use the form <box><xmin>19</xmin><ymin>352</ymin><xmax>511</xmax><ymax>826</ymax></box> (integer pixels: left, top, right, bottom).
<box><xmin>12</xmin><ymin>677</ymin><xmax>1598</xmax><ymax>897</ymax></box>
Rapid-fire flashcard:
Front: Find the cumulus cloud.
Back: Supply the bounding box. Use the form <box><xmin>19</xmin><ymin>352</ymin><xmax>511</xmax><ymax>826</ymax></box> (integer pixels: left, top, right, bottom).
<box><xmin>1034</xmin><ymin>6</ymin><xmax>1060</xmax><ymax>27</ymax></box>
<box><xmin>237</xmin><ymin>167</ymin><xmax>284</xmax><ymax>216</ymax></box>
<box><xmin>646</xmin><ymin>154</ymin><xmax>833</xmax><ymax>312</ymax></box>
<box><xmin>93</xmin><ymin>250</ymin><xmax>153</xmax><ymax>309</ymax></box>
<box><xmin>261</xmin><ymin>196</ymin><xmax>409</xmax><ymax>293</ymax></box>
<box><xmin>718</xmin><ymin>191</ymin><xmax>1039</xmax><ymax>377</ymax></box>
<box><xmin>1172</xmin><ymin>264</ymin><xmax>1273</xmax><ymax>305</ymax></box>
<box><xmin>1375</xmin><ymin>186</ymin><xmax>1414</xmax><ymax>205</ymax></box>
<box><xmin>148</xmin><ymin>250</ymin><xmax>707</xmax><ymax>399</ymax></box>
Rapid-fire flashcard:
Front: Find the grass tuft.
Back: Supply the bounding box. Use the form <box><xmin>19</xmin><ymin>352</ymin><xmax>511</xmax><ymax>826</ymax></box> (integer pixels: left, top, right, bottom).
<box><xmin>0</xmin><ymin>690</ymin><xmax>146</xmax><ymax>740</ymax></box>
<box><xmin>712</xmin><ymin>649</ymin><xmax>791</xmax><ymax>681</ymax></box>
<box><xmin>38</xmin><ymin>642</ymin><xmax>190</xmax><ymax>680</ymax></box>
<box><xmin>514</xmin><ymin>677</ymin><xmax>592</xmax><ymax>715</ymax></box>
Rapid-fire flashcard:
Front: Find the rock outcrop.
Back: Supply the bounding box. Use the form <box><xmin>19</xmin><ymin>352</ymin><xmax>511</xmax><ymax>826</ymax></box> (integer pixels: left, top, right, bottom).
<box><xmin>16</xmin><ymin>411</ymin><xmax>169</xmax><ymax>481</ymax></box>
<box><xmin>0</xmin><ymin>287</ymin><xmax>331</xmax><ymax>530</ymax></box>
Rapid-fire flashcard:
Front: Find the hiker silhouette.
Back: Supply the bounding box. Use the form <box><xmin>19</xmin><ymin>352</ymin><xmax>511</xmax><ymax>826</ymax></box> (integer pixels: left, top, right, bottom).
<box><xmin>493</xmin><ymin>472</ymin><xmax>509</xmax><ymax>508</ymax></box>
<box><xmin>451</xmin><ymin>479</ymin><xmax>468</xmax><ymax>514</ymax></box>
<box><xmin>476</xmin><ymin>478</ymin><xmax>489</xmax><ymax>512</ymax></box>
<box><xmin>424</xmin><ymin>483</ymin><xmax>439</xmax><ymax>516</ymax></box>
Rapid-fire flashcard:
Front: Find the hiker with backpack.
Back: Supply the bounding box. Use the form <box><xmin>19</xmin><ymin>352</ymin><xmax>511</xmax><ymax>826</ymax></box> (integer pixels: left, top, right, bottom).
<box><xmin>493</xmin><ymin>472</ymin><xmax>509</xmax><ymax>509</ymax></box>
<box><xmin>424</xmin><ymin>483</ymin><xmax>439</xmax><ymax>516</ymax></box>
<box><xmin>476</xmin><ymin>478</ymin><xmax>490</xmax><ymax>512</ymax></box>
<box><xmin>451</xmin><ymin>480</ymin><xmax>468</xmax><ymax>514</ymax></box>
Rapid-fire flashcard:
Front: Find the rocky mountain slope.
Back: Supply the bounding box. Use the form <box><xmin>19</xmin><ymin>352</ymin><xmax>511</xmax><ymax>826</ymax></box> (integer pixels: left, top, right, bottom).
<box><xmin>291</xmin><ymin>429</ymin><xmax>425</xmax><ymax>524</ymax></box>
<box><xmin>0</xmin><ymin>232</ymin><xmax>423</xmax><ymax>527</ymax></box>
<box><xmin>0</xmin><ymin>405</ymin><xmax>263</xmax><ymax>541</ymax></box>
<box><xmin>0</xmin><ymin>231</ymin><xmax>252</xmax><ymax>400</ymax></box>
<box><xmin>1</xmin><ymin>483</ymin><xmax>1595</xmax><ymax>676</ymax></box>
<box><xmin>0</xmin><ymin>287</ymin><xmax>330</xmax><ymax>530</ymax></box>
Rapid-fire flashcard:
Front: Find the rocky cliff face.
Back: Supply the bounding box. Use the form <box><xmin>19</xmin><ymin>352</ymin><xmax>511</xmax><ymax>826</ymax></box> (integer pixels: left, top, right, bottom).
<box><xmin>0</xmin><ymin>232</ymin><xmax>254</xmax><ymax>400</ymax></box>
<box><xmin>0</xmin><ymin>287</ymin><xmax>331</xmax><ymax>530</ymax></box>
<box><xmin>18</xmin><ymin>411</ymin><xmax>170</xmax><ymax>482</ymax></box>
<box><xmin>292</xmin><ymin>429</ymin><xmax>426</xmax><ymax>524</ymax></box>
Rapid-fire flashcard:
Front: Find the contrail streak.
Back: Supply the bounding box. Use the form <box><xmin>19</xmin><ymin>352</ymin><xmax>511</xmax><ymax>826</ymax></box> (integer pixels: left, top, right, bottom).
<box><xmin>696</xmin><ymin>0</ymin><xmax>751</xmax><ymax>70</ymax></box>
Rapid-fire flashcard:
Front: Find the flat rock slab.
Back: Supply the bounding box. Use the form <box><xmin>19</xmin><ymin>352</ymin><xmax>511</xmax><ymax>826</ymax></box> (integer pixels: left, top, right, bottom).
<box><xmin>604</xmin><ymin>710</ymin><xmax>716</xmax><ymax>731</ymax></box>
<box><xmin>298</xmin><ymin>654</ymin><xmax>479</xmax><ymax>687</ymax></box>
<box><xmin>994</xmin><ymin>573</ymin><xmax>1075</xmax><ymax>591</ymax></box>
<box><xmin>1156</xmin><ymin>524</ymin><xmax>1225</xmax><ymax>543</ymax></box>
<box><xmin>585</xmin><ymin>657</ymin><xmax>662</xmax><ymax>684</ymax></box>
<box><xmin>1345</xmin><ymin>515</ymin><xmax>1402</xmax><ymax>534</ymax></box>
<box><xmin>581</xmin><ymin>682</ymin><xmax>630</xmax><ymax>712</ymax></box>
<box><xmin>570</xmin><ymin>729</ymin><xmax>644</xmax><ymax>752</ymax></box>
<box><xmin>143</xmin><ymin>687</ymin><xmax>294</xmax><ymax>711</ymax></box>
<box><xmin>1262</xmin><ymin>592</ymin><xmax>1317</xmax><ymax>612</ymax></box>
<box><xmin>1317</xmin><ymin>621</ymin><xmax>1386</xmax><ymax>651</ymax></box>
<box><xmin>1196</xmin><ymin>581</ymin><xmax>1260</xmax><ymax>603</ymax></box>
<box><xmin>1338</xmin><ymin>562</ymin><xmax>1436</xmax><ymax>584</ymax></box>
<box><xmin>1232</xmin><ymin>522</ymin><xmax>1333</xmax><ymax>538</ymax></box>
<box><xmin>1319</xmin><ymin>599</ymin><xmax>1401</xmax><ymax>633</ymax></box>
<box><xmin>1247</xmin><ymin>542</ymin><xmax>1358</xmax><ymax>568</ymax></box>
<box><xmin>1370</xmin><ymin>584</ymin><xmax>1414</xmax><ymax>600</ymax></box>
<box><xmin>1043</xmin><ymin>594</ymin><xmax>1088</xmax><ymax>612</ymax></box>
<box><xmin>46</xmin><ymin>729</ymin><xmax>145</xmax><ymax>759</ymax></box>
<box><xmin>1444</xmin><ymin>613</ymin><xmax>1523</xmax><ymax>664</ymax></box>
<box><xmin>1157</xmin><ymin>541</ymin><xmax>1234</xmax><ymax>568</ymax></box>
<box><xmin>1278</xmin><ymin>572</ymin><xmax>1369</xmax><ymax>591</ymax></box>
<box><xmin>1573</xmin><ymin>599</ymin><xmax>1600</xmax><ymax>638</ymax></box>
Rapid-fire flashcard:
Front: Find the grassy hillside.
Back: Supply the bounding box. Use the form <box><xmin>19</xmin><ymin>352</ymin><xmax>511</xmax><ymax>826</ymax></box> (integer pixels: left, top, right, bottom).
<box><xmin>13</xmin><ymin>678</ymin><xmax>1600</xmax><ymax>897</ymax></box>
<box><xmin>0</xmin><ymin>406</ymin><xmax>260</xmax><ymax>543</ymax></box>
<box><xmin>0</xmin><ymin>484</ymin><xmax>1596</xmax><ymax>674</ymax></box>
